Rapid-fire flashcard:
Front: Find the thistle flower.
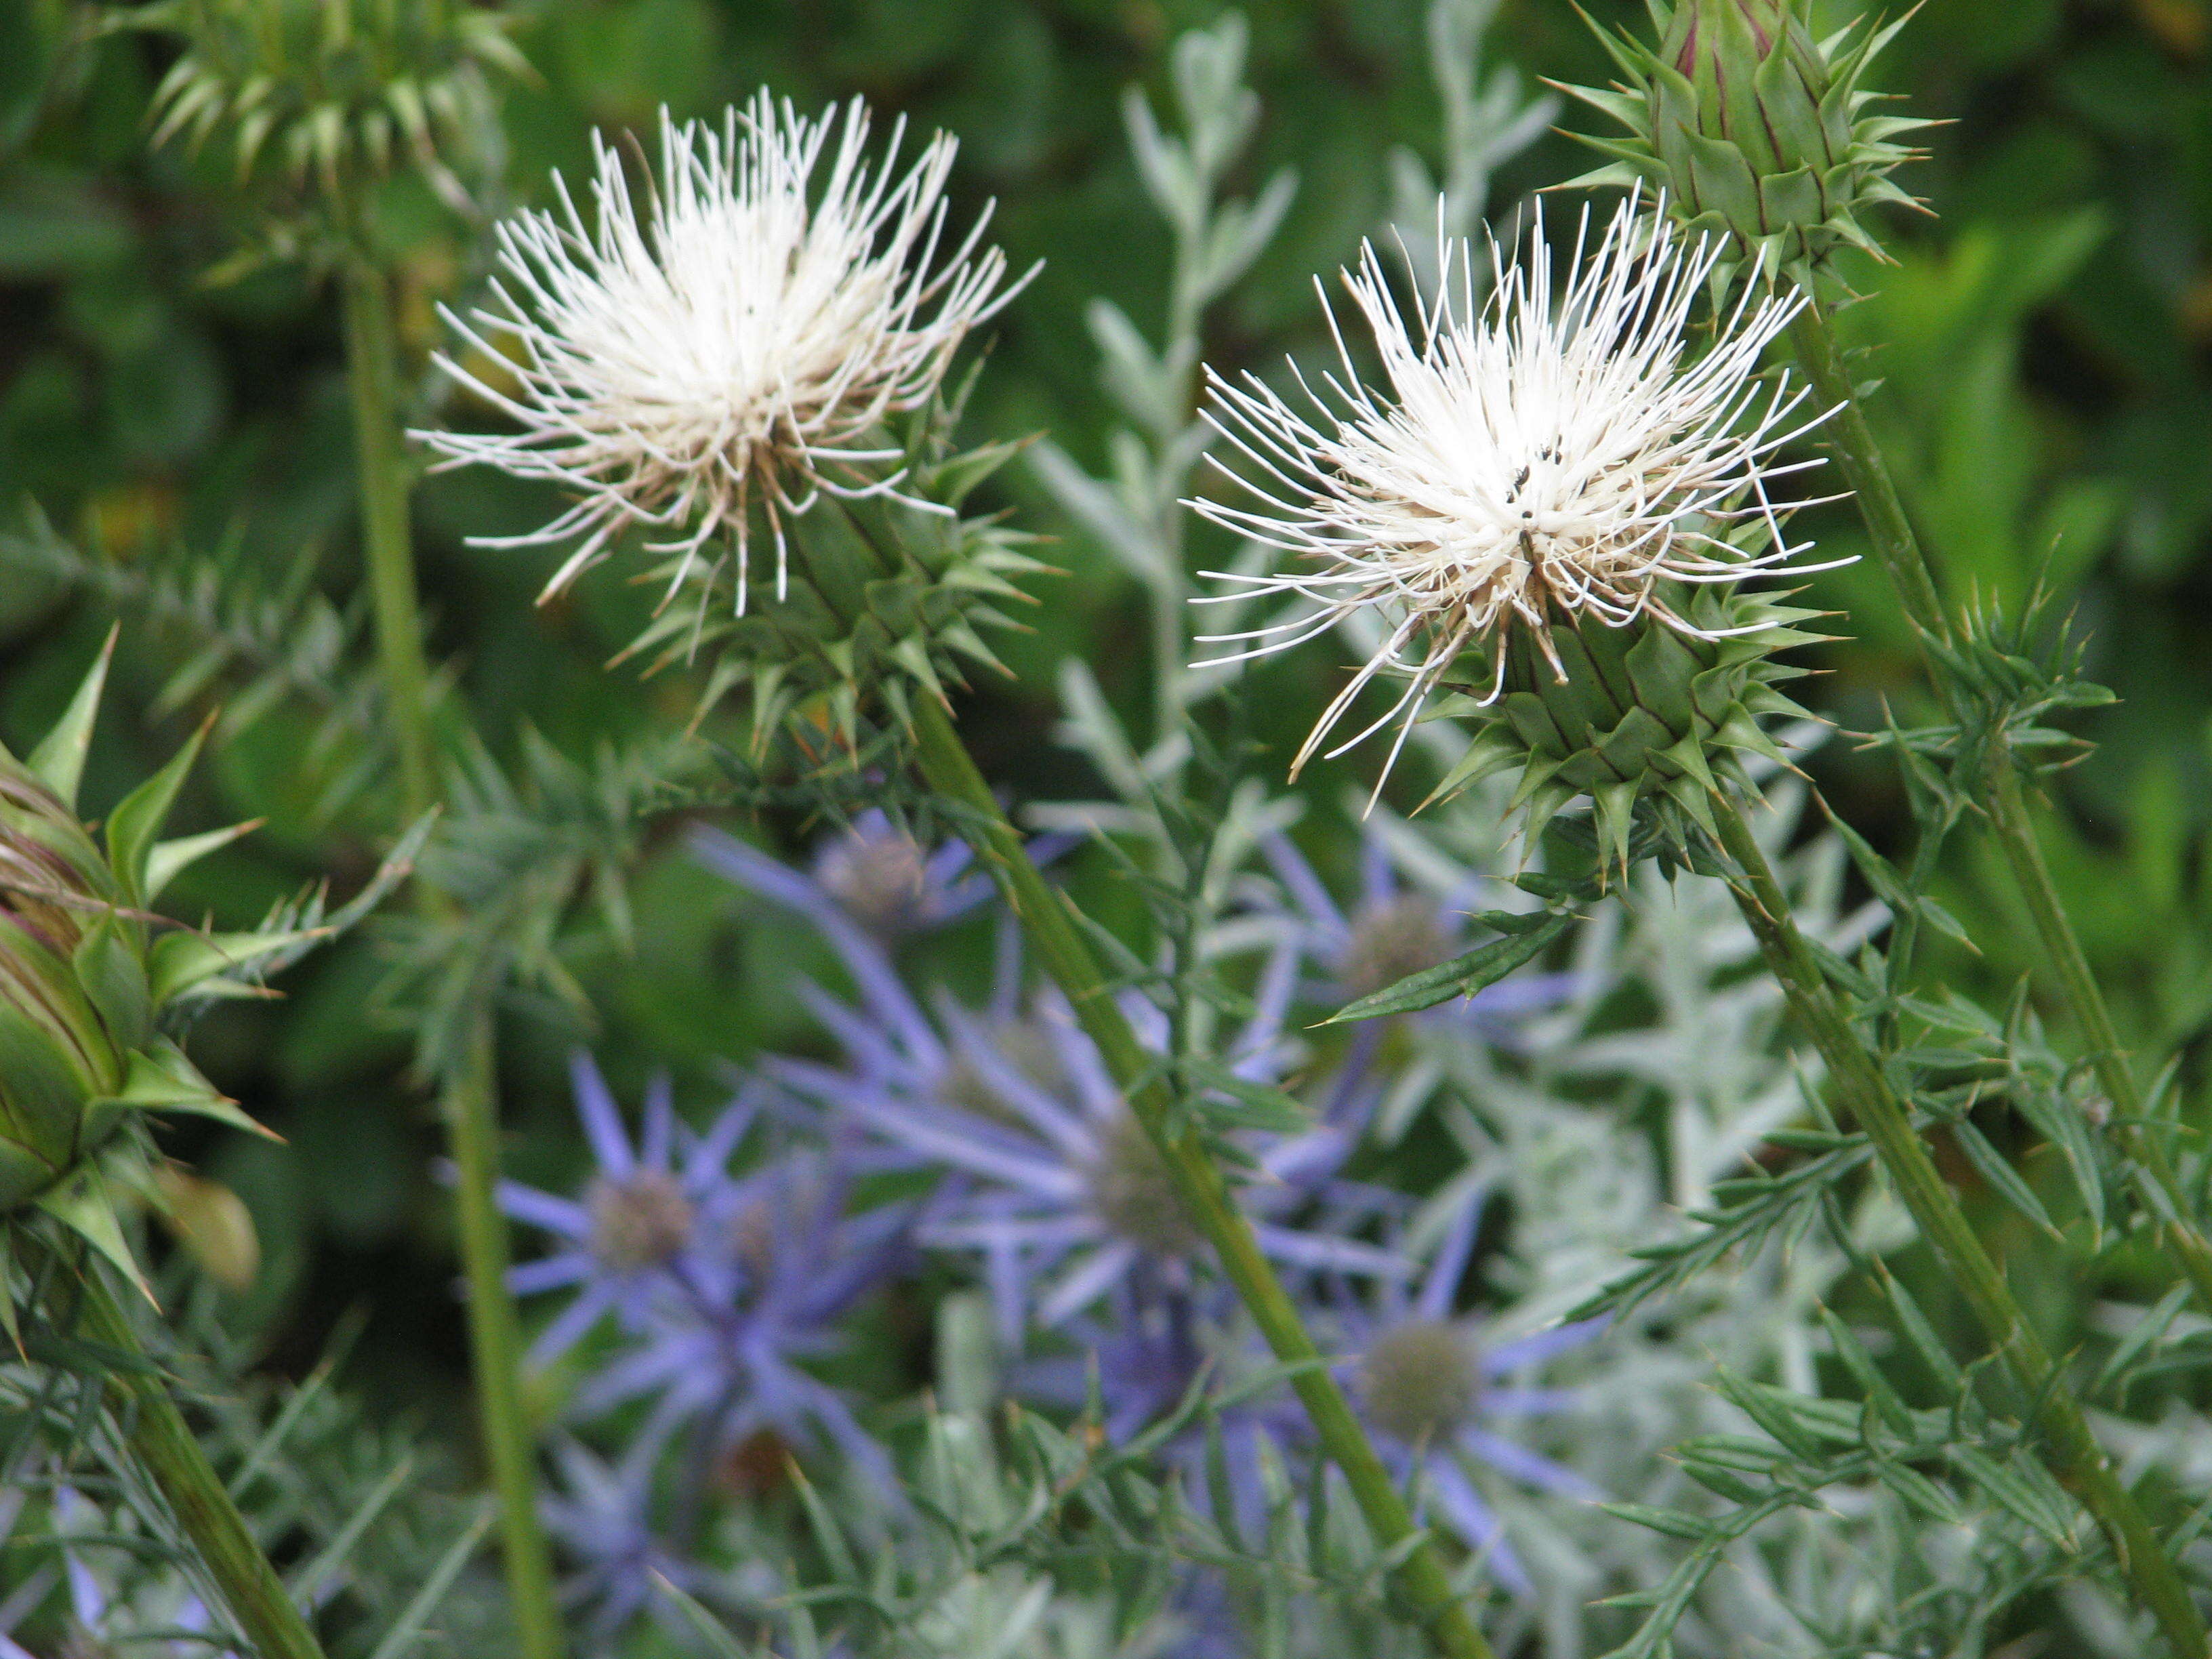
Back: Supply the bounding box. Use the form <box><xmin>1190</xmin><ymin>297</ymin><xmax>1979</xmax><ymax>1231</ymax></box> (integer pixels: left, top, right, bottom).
<box><xmin>1189</xmin><ymin>192</ymin><xmax>1841</xmax><ymax>817</ymax></box>
<box><xmin>424</xmin><ymin>91</ymin><xmax>1034</xmax><ymax>621</ymax></box>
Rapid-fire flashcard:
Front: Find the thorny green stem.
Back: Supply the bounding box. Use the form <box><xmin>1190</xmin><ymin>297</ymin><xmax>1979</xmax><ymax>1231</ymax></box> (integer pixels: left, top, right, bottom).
<box><xmin>70</xmin><ymin>1262</ymin><xmax>328</xmax><ymax>1659</ymax></box>
<box><xmin>1711</xmin><ymin>793</ymin><xmax>2209</xmax><ymax>1658</ymax></box>
<box><xmin>909</xmin><ymin>695</ymin><xmax>1498</xmax><ymax>1659</ymax></box>
<box><xmin>1786</xmin><ymin>298</ymin><xmax>2212</xmax><ymax>1326</ymax></box>
<box><xmin>1785</xmin><ymin>302</ymin><xmax>1945</xmax><ymax>642</ymax></box>
<box><xmin>340</xmin><ymin>260</ymin><xmax>566</xmax><ymax>1659</ymax></box>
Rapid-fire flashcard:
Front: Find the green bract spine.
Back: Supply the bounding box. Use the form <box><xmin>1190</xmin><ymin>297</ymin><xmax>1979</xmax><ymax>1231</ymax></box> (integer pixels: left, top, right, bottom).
<box><xmin>1424</xmin><ymin>585</ymin><xmax>1830</xmax><ymax>874</ymax></box>
<box><xmin>624</xmin><ymin>398</ymin><xmax>1052</xmax><ymax>756</ymax></box>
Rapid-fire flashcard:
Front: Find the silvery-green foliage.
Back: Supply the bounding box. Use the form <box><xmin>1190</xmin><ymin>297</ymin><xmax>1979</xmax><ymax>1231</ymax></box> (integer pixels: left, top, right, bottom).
<box><xmin>1029</xmin><ymin>12</ymin><xmax>1295</xmax><ymax>752</ymax></box>
<box><xmin>1384</xmin><ymin>0</ymin><xmax>1559</xmax><ymax>291</ymax></box>
<box><xmin>691</xmin><ymin>1395</ymin><xmax>1443</xmax><ymax>1659</ymax></box>
<box><xmin>1319</xmin><ymin>754</ymin><xmax>1881</xmax><ymax>1656</ymax></box>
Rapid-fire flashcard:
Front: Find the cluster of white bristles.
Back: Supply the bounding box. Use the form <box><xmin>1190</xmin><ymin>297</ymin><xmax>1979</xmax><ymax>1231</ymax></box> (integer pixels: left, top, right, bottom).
<box><xmin>420</xmin><ymin>92</ymin><xmax>1027</xmax><ymax>611</ymax></box>
<box><xmin>1191</xmin><ymin>191</ymin><xmax>1843</xmax><ymax>790</ymax></box>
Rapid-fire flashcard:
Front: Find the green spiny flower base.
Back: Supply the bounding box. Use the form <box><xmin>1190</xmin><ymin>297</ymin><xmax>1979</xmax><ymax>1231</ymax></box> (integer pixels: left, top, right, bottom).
<box><xmin>626</xmin><ymin>403</ymin><xmax>1051</xmax><ymax>758</ymax></box>
<box><xmin>119</xmin><ymin>0</ymin><xmax>523</xmax><ymax>213</ymax></box>
<box><xmin>1561</xmin><ymin>0</ymin><xmax>1929</xmax><ymax>291</ymax></box>
<box><xmin>1422</xmin><ymin>587</ymin><xmax>1829</xmax><ymax>876</ymax></box>
<box><xmin>0</xmin><ymin>636</ymin><xmax>336</xmax><ymax>1309</ymax></box>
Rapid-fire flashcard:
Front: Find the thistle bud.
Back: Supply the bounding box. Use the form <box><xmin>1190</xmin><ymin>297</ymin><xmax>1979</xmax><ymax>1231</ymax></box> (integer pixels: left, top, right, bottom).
<box><xmin>121</xmin><ymin>0</ymin><xmax>525</xmax><ymax>213</ymax></box>
<box><xmin>0</xmin><ymin>638</ymin><xmax>341</xmax><ymax>1289</ymax></box>
<box><xmin>1562</xmin><ymin>0</ymin><xmax>1929</xmax><ymax>287</ymax></box>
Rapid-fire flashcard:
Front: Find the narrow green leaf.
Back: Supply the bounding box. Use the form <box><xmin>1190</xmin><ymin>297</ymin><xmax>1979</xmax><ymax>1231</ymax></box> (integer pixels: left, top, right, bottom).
<box><xmin>1599</xmin><ymin>1500</ymin><xmax>1714</xmax><ymax>1541</ymax></box>
<box><xmin>362</xmin><ymin>1501</ymin><xmax>495</xmax><ymax>1659</ymax></box>
<box><xmin>2091</xmin><ymin>1284</ymin><xmax>2192</xmax><ymax>1398</ymax></box>
<box><xmin>1948</xmin><ymin>1119</ymin><xmax>2061</xmax><ymax>1239</ymax></box>
<box><xmin>1324</xmin><ymin>912</ymin><xmax>1570</xmax><ymax>1024</ymax></box>
<box><xmin>104</xmin><ymin>714</ymin><xmax>212</xmax><ymax>904</ymax></box>
<box><xmin>145</xmin><ymin>820</ymin><xmax>262</xmax><ymax>903</ymax></box>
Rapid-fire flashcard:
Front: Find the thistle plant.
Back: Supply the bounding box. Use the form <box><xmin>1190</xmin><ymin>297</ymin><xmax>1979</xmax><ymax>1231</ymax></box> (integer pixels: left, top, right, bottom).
<box><xmin>1193</xmin><ymin>129</ymin><xmax>2211</xmax><ymax>1644</ymax></box>
<box><xmin>1563</xmin><ymin>11</ymin><xmax>2205</xmax><ymax>1310</ymax></box>
<box><xmin>30</xmin><ymin>2</ymin><xmax>2211</xmax><ymax>1656</ymax></box>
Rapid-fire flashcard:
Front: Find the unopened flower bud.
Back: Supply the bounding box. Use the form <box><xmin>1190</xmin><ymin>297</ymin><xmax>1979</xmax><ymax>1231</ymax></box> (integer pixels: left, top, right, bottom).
<box><xmin>0</xmin><ymin>639</ymin><xmax>325</xmax><ymax>1286</ymax></box>
<box><xmin>1563</xmin><ymin>0</ymin><xmax>1930</xmax><ymax>287</ymax></box>
<box><xmin>123</xmin><ymin>0</ymin><xmax>525</xmax><ymax>209</ymax></box>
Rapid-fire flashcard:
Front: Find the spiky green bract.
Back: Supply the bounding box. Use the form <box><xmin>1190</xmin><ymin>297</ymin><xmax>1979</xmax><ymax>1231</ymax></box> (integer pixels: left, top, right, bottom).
<box><xmin>1560</xmin><ymin>0</ymin><xmax>1931</xmax><ymax>291</ymax></box>
<box><xmin>625</xmin><ymin>398</ymin><xmax>1050</xmax><ymax>755</ymax></box>
<box><xmin>121</xmin><ymin>0</ymin><xmax>523</xmax><ymax>212</ymax></box>
<box><xmin>0</xmin><ymin>638</ymin><xmax>353</xmax><ymax>1287</ymax></box>
<box><xmin>1422</xmin><ymin>583</ymin><xmax>1828</xmax><ymax>875</ymax></box>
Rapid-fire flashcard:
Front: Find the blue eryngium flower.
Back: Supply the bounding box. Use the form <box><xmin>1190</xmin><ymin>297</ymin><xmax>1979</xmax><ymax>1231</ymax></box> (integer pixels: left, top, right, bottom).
<box><xmin>699</xmin><ymin>819</ymin><xmax>1410</xmax><ymax>1335</ymax></box>
<box><xmin>497</xmin><ymin>1051</ymin><xmax>760</xmax><ymax>1366</ymax></box>
<box><xmin>574</xmin><ymin>1140</ymin><xmax>916</xmax><ymax>1490</ymax></box>
<box><xmin>808</xmin><ymin>808</ymin><xmax>998</xmax><ymax>937</ymax></box>
<box><xmin>500</xmin><ymin>1051</ymin><xmax>913</xmax><ymax>1491</ymax></box>
<box><xmin>540</xmin><ymin>1439</ymin><xmax>702</xmax><ymax>1643</ymax></box>
<box><xmin>1333</xmin><ymin>1202</ymin><xmax>1604</xmax><ymax>1597</ymax></box>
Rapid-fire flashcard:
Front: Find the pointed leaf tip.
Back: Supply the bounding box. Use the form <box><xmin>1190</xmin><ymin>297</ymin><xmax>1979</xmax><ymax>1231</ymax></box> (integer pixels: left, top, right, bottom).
<box><xmin>28</xmin><ymin>626</ymin><xmax>121</xmax><ymax>813</ymax></box>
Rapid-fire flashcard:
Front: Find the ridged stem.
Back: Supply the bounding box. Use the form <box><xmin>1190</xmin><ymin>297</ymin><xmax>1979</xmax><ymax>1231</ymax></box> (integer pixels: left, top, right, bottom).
<box><xmin>1710</xmin><ymin>792</ymin><xmax>2208</xmax><ymax>1658</ymax></box>
<box><xmin>338</xmin><ymin>259</ymin><xmax>566</xmax><ymax>1659</ymax></box>
<box><xmin>909</xmin><ymin>694</ymin><xmax>1497</xmax><ymax>1659</ymax></box>
<box><xmin>1786</xmin><ymin>298</ymin><xmax>2212</xmax><ymax>1323</ymax></box>
<box><xmin>340</xmin><ymin>260</ymin><xmax>437</xmax><ymax>823</ymax></box>
<box><xmin>70</xmin><ymin>1262</ymin><xmax>327</xmax><ymax>1659</ymax></box>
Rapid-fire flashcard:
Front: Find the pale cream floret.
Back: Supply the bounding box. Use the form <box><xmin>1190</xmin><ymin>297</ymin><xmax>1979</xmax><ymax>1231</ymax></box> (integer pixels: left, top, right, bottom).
<box><xmin>1188</xmin><ymin>190</ymin><xmax>1845</xmax><ymax>802</ymax></box>
<box><xmin>421</xmin><ymin>92</ymin><xmax>1030</xmax><ymax>615</ymax></box>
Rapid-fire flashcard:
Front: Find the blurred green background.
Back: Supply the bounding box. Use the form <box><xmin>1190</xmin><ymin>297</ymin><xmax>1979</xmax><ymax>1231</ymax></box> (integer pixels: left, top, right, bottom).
<box><xmin>0</xmin><ymin>0</ymin><xmax>2205</xmax><ymax>1452</ymax></box>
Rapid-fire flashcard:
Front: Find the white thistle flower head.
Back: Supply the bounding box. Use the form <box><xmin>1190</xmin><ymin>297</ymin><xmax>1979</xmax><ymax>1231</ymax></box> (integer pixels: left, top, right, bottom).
<box><xmin>421</xmin><ymin>91</ymin><xmax>1030</xmax><ymax>613</ymax></box>
<box><xmin>1189</xmin><ymin>189</ymin><xmax>1845</xmax><ymax>801</ymax></box>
